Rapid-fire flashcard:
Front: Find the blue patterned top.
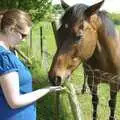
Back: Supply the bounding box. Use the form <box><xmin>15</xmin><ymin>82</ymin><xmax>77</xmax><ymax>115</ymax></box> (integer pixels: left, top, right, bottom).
<box><xmin>0</xmin><ymin>46</ymin><xmax>36</xmax><ymax>120</ymax></box>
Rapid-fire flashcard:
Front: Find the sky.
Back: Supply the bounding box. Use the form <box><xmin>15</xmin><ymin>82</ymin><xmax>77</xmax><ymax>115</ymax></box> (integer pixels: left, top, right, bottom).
<box><xmin>52</xmin><ymin>0</ymin><xmax>120</xmax><ymax>13</ymax></box>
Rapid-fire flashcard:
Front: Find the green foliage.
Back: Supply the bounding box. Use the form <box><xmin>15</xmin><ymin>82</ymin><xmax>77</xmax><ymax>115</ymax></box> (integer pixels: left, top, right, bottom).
<box><xmin>109</xmin><ymin>13</ymin><xmax>120</xmax><ymax>25</ymax></box>
<box><xmin>52</xmin><ymin>4</ymin><xmax>64</xmax><ymax>15</ymax></box>
<box><xmin>0</xmin><ymin>0</ymin><xmax>52</xmax><ymax>22</ymax></box>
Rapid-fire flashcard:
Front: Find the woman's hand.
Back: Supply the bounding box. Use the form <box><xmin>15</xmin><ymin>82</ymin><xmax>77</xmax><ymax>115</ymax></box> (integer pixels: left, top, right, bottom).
<box><xmin>49</xmin><ymin>86</ymin><xmax>64</xmax><ymax>92</ymax></box>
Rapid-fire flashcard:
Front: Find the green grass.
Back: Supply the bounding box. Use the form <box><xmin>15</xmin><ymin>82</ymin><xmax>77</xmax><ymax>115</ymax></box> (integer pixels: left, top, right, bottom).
<box><xmin>116</xmin><ymin>25</ymin><xmax>120</xmax><ymax>30</ymax></box>
<box><xmin>20</xmin><ymin>23</ymin><xmax>120</xmax><ymax>120</ymax></box>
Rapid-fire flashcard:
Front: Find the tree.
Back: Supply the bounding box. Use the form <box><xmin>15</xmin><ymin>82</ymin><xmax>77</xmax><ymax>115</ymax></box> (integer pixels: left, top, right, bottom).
<box><xmin>0</xmin><ymin>0</ymin><xmax>52</xmax><ymax>22</ymax></box>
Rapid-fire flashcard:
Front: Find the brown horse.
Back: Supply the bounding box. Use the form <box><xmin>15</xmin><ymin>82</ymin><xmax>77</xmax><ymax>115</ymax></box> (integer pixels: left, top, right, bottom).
<box><xmin>48</xmin><ymin>0</ymin><xmax>120</xmax><ymax>120</ymax></box>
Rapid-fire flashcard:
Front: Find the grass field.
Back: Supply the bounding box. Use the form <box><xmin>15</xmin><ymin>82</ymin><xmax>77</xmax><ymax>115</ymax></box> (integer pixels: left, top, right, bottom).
<box><xmin>20</xmin><ymin>22</ymin><xmax>120</xmax><ymax>120</ymax></box>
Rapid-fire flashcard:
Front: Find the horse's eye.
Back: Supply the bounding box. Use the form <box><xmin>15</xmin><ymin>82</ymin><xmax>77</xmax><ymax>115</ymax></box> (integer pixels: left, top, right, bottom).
<box><xmin>75</xmin><ymin>36</ymin><xmax>81</xmax><ymax>41</ymax></box>
<box><xmin>74</xmin><ymin>35</ymin><xmax>82</xmax><ymax>43</ymax></box>
<box><xmin>79</xmin><ymin>24</ymin><xmax>84</xmax><ymax>29</ymax></box>
<box><xmin>65</xmin><ymin>24</ymin><xmax>68</xmax><ymax>29</ymax></box>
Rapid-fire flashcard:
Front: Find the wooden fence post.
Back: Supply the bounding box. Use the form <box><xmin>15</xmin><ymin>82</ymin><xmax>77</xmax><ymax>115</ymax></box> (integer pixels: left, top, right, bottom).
<box><xmin>29</xmin><ymin>28</ymin><xmax>32</xmax><ymax>56</ymax></box>
<box><xmin>65</xmin><ymin>81</ymin><xmax>83</xmax><ymax>120</ymax></box>
<box><xmin>40</xmin><ymin>26</ymin><xmax>43</xmax><ymax>58</ymax></box>
<box><xmin>51</xmin><ymin>21</ymin><xmax>58</xmax><ymax>46</ymax></box>
<box><xmin>39</xmin><ymin>26</ymin><xmax>49</xmax><ymax>71</ymax></box>
<box><xmin>54</xmin><ymin>93</ymin><xmax>60</xmax><ymax>120</ymax></box>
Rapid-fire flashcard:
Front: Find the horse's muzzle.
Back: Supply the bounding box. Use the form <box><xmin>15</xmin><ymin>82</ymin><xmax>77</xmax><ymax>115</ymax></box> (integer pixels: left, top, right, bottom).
<box><xmin>48</xmin><ymin>75</ymin><xmax>62</xmax><ymax>86</ymax></box>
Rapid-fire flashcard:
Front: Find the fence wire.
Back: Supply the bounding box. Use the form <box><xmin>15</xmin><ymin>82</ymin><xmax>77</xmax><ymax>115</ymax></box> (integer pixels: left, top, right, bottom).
<box><xmin>36</xmin><ymin>50</ymin><xmax>120</xmax><ymax>120</ymax></box>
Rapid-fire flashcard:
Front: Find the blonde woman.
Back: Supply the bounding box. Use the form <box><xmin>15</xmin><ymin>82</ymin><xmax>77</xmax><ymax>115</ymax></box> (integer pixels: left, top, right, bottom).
<box><xmin>0</xmin><ymin>9</ymin><xmax>62</xmax><ymax>120</ymax></box>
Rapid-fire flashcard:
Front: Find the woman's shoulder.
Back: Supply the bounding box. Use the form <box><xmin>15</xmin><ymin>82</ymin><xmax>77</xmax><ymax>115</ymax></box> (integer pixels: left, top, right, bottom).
<box><xmin>0</xmin><ymin>46</ymin><xmax>11</xmax><ymax>54</ymax></box>
<box><xmin>0</xmin><ymin>46</ymin><xmax>16</xmax><ymax>61</ymax></box>
<box><xmin>0</xmin><ymin>46</ymin><xmax>18</xmax><ymax>74</ymax></box>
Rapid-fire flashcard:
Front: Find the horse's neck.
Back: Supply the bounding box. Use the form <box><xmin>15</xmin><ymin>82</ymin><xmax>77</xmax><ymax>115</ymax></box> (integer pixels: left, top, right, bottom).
<box><xmin>95</xmin><ymin>18</ymin><xmax>120</xmax><ymax>71</ymax></box>
<box><xmin>97</xmin><ymin>16</ymin><xmax>120</xmax><ymax>53</ymax></box>
<box><xmin>98</xmin><ymin>26</ymin><xmax>119</xmax><ymax>49</ymax></box>
<box><xmin>86</xmin><ymin>13</ymin><xmax>120</xmax><ymax>72</ymax></box>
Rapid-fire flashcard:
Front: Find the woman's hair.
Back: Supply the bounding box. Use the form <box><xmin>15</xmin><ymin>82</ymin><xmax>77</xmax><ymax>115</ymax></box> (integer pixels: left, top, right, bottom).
<box><xmin>0</xmin><ymin>9</ymin><xmax>32</xmax><ymax>33</ymax></box>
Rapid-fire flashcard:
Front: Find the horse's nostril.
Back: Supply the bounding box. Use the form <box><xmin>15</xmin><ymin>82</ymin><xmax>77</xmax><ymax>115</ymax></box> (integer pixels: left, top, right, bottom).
<box><xmin>55</xmin><ymin>76</ymin><xmax>62</xmax><ymax>86</ymax></box>
<box><xmin>48</xmin><ymin>75</ymin><xmax>55</xmax><ymax>85</ymax></box>
<box><xmin>48</xmin><ymin>74</ymin><xmax>62</xmax><ymax>86</ymax></box>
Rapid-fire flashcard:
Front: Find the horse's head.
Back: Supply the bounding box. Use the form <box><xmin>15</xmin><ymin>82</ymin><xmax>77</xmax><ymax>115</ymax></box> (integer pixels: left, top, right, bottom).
<box><xmin>49</xmin><ymin>0</ymin><xmax>104</xmax><ymax>86</ymax></box>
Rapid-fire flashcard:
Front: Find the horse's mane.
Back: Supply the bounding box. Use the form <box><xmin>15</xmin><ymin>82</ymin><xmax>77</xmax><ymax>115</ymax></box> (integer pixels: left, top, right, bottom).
<box><xmin>98</xmin><ymin>11</ymin><xmax>117</xmax><ymax>38</ymax></box>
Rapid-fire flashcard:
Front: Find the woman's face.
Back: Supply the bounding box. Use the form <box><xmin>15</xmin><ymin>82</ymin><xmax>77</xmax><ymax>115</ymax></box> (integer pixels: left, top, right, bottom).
<box><xmin>7</xmin><ymin>25</ymin><xmax>30</xmax><ymax>47</ymax></box>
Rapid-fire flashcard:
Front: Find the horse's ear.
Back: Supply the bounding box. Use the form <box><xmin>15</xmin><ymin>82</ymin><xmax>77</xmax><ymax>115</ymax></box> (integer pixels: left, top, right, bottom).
<box><xmin>60</xmin><ymin>0</ymin><xmax>70</xmax><ymax>10</ymax></box>
<box><xmin>84</xmin><ymin>0</ymin><xmax>104</xmax><ymax>18</ymax></box>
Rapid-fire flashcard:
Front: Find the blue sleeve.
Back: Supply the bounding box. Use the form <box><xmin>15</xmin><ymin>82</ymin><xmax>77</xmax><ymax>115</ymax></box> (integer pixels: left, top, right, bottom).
<box><xmin>0</xmin><ymin>52</ymin><xmax>18</xmax><ymax>75</ymax></box>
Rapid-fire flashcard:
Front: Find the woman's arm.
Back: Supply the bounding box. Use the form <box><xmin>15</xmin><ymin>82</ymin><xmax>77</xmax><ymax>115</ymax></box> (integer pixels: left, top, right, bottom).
<box><xmin>0</xmin><ymin>72</ymin><xmax>62</xmax><ymax>109</ymax></box>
